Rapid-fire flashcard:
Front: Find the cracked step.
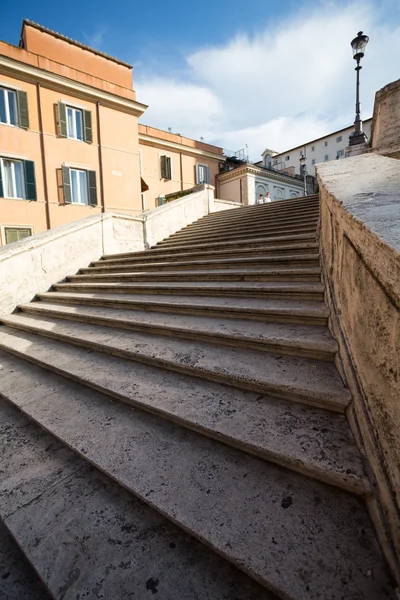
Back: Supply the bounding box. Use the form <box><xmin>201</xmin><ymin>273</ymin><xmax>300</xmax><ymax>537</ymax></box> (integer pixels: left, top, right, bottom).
<box><xmin>18</xmin><ymin>301</ymin><xmax>337</xmax><ymax>361</ymax></box>
<box><xmin>0</xmin><ymin>315</ymin><xmax>351</xmax><ymax>410</ymax></box>
<box><xmin>37</xmin><ymin>292</ymin><xmax>330</xmax><ymax>326</ymax></box>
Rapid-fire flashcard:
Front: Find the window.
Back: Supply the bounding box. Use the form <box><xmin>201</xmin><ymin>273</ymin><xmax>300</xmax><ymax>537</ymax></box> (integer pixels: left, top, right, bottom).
<box><xmin>0</xmin><ymin>158</ymin><xmax>36</xmax><ymax>200</ymax></box>
<box><xmin>337</xmin><ymin>149</ymin><xmax>344</xmax><ymax>158</ymax></box>
<box><xmin>61</xmin><ymin>165</ymin><xmax>97</xmax><ymax>206</ymax></box>
<box><xmin>273</xmin><ymin>159</ymin><xmax>278</xmax><ymax>165</ymax></box>
<box><xmin>160</xmin><ymin>155</ymin><xmax>172</xmax><ymax>180</ymax></box>
<box><xmin>311</xmin><ymin>159</ymin><xmax>316</xmax><ymax>165</ymax></box>
<box><xmin>285</xmin><ymin>155</ymin><xmax>290</xmax><ymax>161</ymax></box>
<box><xmin>336</xmin><ymin>135</ymin><xmax>342</xmax><ymax>143</ymax></box>
<box><xmin>196</xmin><ymin>164</ymin><xmax>211</xmax><ymax>184</ymax></box>
<box><xmin>57</xmin><ymin>102</ymin><xmax>92</xmax><ymax>143</ymax></box>
<box><xmin>4</xmin><ymin>226</ymin><xmax>32</xmax><ymax>244</ymax></box>
<box><xmin>324</xmin><ymin>155</ymin><xmax>329</xmax><ymax>161</ymax></box>
<box><xmin>324</xmin><ymin>141</ymin><xmax>328</xmax><ymax>146</ymax></box>
<box><xmin>0</xmin><ymin>87</ymin><xmax>29</xmax><ymax>128</ymax></box>
<box><xmin>67</xmin><ymin>107</ymin><xmax>83</xmax><ymax>140</ymax></box>
<box><xmin>311</xmin><ymin>146</ymin><xmax>315</xmax><ymax>152</ymax></box>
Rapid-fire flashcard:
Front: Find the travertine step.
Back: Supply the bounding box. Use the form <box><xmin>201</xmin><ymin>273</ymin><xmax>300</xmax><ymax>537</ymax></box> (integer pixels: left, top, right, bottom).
<box><xmin>0</xmin><ymin>342</ymin><xmax>367</xmax><ymax>494</ymax></box>
<box><xmin>0</xmin><ymin>395</ymin><xmax>272</xmax><ymax>600</ymax></box>
<box><xmin>82</xmin><ymin>253</ymin><xmax>320</xmax><ymax>274</ymax></box>
<box><xmin>54</xmin><ymin>280</ymin><xmax>325</xmax><ymax>301</ymax></box>
<box><xmin>67</xmin><ymin>266</ymin><xmax>322</xmax><ymax>283</ymax></box>
<box><xmin>18</xmin><ymin>301</ymin><xmax>336</xmax><ymax>360</ymax></box>
<box><xmin>38</xmin><ymin>292</ymin><xmax>330</xmax><ymax>326</ymax></box>
<box><xmin>0</xmin><ymin>357</ymin><xmax>391</xmax><ymax>600</ymax></box>
<box><xmin>0</xmin><ymin>521</ymin><xmax>51</xmax><ymax>600</ymax></box>
<box><xmin>0</xmin><ymin>315</ymin><xmax>351</xmax><ymax>410</ymax></box>
<box><xmin>95</xmin><ymin>242</ymin><xmax>320</xmax><ymax>266</ymax></box>
<box><xmin>158</xmin><ymin>223</ymin><xmax>318</xmax><ymax>246</ymax></box>
<box><xmin>201</xmin><ymin>196</ymin><xmax>319</xmax><ymax>221</ymax></box>
<box><xmin>103</xmin><ymin>232</ymin><xmax>317</xmax><ymax>259</ymax></box>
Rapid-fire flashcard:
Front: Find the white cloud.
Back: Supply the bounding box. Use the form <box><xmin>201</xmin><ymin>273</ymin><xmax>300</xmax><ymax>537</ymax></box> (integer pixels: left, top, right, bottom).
<box><xmin>136</xmin><ymin>1</ymin><xmax>400</xmax><ymax>159</ymax></box>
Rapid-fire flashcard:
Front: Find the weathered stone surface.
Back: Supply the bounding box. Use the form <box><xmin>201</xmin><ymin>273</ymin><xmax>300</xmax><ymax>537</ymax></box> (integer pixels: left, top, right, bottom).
<box><xmin>0</xmin><ymin>345</ymin><xmax>368</xmax><ymax>493</ymax></box>
<box><xmin>0</xmin><ymin>317</ymin><xmax>351</xmax><ymax>410</ymax></box>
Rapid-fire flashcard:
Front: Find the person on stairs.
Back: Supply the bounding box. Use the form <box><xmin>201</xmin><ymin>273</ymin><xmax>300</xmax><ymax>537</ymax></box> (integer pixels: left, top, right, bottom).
<box><xmin>263</xmin><ymin>192</ymin><xmax>272</xmax><ymax>203</ymax></box>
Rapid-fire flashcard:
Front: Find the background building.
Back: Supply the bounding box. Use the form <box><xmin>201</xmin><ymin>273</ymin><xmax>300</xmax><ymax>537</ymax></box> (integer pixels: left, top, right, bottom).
<box><xmin>260</xmin><ymin>118</ymin><xmax>373</xmax><ymax>177</ymax></box>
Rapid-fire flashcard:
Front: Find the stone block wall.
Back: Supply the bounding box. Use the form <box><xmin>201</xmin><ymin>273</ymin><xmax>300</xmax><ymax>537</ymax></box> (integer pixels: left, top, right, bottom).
<box><xmin>371</xmin><ymin>78</ymin><xmax>400</xmax><ymax>159</ymax></box>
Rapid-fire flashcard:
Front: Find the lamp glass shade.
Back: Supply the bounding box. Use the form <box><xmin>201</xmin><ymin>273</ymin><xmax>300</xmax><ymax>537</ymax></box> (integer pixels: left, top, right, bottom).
<box><xmin>351</xmin><ymin>31</ymin><xmax>369</xmax><ymax>59</ymax></box>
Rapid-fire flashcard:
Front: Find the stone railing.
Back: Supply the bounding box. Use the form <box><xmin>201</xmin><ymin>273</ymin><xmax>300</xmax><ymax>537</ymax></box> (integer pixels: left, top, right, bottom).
<box><xmin>316</xmin><ymin>153</ymin><xmax>400</xmax><ymax>583</ymax></box>
<box><xmin>0</xmin><ymin>184</ymin><xmax>234</xmax><ymax>315</ymax></box>
<box><xmin>371</xmin><ymin>78</ymin><xmax>400</xmax><ymax>159</ymax></box>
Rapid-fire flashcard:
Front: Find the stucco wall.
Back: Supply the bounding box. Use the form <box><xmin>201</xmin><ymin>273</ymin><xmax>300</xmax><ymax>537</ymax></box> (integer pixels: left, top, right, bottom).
<box><xmin>371</xmin><ymin>78</ymin><xmax>400</xmax><ymax>159</ymax></box>
<box><xmin>316</xmin><ymin>153</ymin><xmax>400</xmax><ymax>580</ymax></box>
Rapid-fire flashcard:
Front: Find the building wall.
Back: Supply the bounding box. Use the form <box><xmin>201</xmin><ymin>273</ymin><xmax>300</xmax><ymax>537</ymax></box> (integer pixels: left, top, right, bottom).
<box><xmin>0</xmin><ymin>23</ymin><xmax>145</xmax><ymax>246</ymax></box>
<box><xmin>218</xmin><ymin>167</ymin><xmax>303</xmax><ymax>205</ymax></box>
<box><xmin>264</xmin><ymin>119</ymin><xmax>373</xmax><ymax>176</ymax></box>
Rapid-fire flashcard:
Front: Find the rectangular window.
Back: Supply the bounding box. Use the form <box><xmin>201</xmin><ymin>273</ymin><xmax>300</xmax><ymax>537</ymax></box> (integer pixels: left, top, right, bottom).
<box><xmin>311</xmin><ymin>159</ymin><xmax>316</xmax><ymax>165</ymax></box>
<box><xmin>311</xmin><ymin>146</ymin><xmax>315</xmax><ymax>151</ymax></box>
<box><xmin>324</xmin><ymin>141</ymin><xmax>328</xmax><ymax>146</ymax></box>
<box><xmin>61</xmin><ymin>165</ymin><xmax>97</xmax><ymax>206</ymax></box>
<box><xmin>70</xmin><ymin>168</ymin><xmax>89</xmax><ymax>204</ymax></box>
<box><xmin>0</xmin><ymin>158</ymin><xmax>25</xmax><ymax>198</ymax></box>
<box><xmin>337</xmin><ymin>149</ymin><xmax>344</xmax><ymax>158</ymax></box>
<box><xmin>67</xmin><ymin>107</ymin><xmax>83</xmax><ymax>140</ymax></box>
<box><xmin>285</xmin><ymin>155</ymin><xmax>290</xmax><ymax>161</ymax></box>
<box><xmin>336</xmin><ymin>136</ymin><xmax>342</xmax><ymax>143</ymax></box>
<box><xmin>4</xmin><ymin>226</ymin><xmax>32</xmax><ymax>244</ymax></box>
<box><xmin>0</xmin><ymin>87</ymin><xmax>18</xmax><ymax>126</ymax></box>
<box><xmin>196</xmin><ymin>164</ymin><xmax>210</xmax><ymax>184</ymax></box>
<box><xmin>160</xmin><ymin>155</ymin><xmax>172</xmax><ymax>180</ymax></box>
<box><xmin>324</xmin><ymin>155</ymin><xmax>329</xmax><ymax>161</ymax></box>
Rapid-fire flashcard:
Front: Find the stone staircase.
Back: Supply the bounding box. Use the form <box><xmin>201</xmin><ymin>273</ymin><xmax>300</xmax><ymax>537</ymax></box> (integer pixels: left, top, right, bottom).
<box><xmin>0</xmin><ymin>195</ymin><xmax>395</xmax><ymax>599</ymax></box>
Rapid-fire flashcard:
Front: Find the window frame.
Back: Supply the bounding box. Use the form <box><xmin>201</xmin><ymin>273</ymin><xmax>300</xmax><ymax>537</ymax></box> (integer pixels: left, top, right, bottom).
<box><xmin>336</xmin><ymin>136</ymin><xmax>343</xmax><ymax>143</ymax></box>
<box><xmin>324</xmin><ymin>141</ymin><xmax>328</xmax><ymax>147</ymax></box>
<box><xmin>337</xmin><ymin>149</ymin><xmax>344</xmax><ymax>158</ymax></box>
<box><xmin>311</xmin><ymin>146</ymin><xmax>315</xmax><ymax>152</ymax></box>
<box><xmin>324</xmin><ymin>155</ymin><xmax>329</xmax><ymax>161</ymax></box>
<box><xmin>2</xmin><ymin>224</ymin><xmax>33</xmax><ymax>245</ymax></box>
<box><xmin>160</xmin><ymin>154</ymin><xmax>172</xmax><ymax>180</ymax></box>
<box><xmin>0</xmin><ymin>86</ymin><xmax>18</xmax><ymax>127</ymax></box>
<box><xmin>0</xmin><ymin>157</ymin><xmax>25</xmax><ymax>199</ymax></box>
<box><xmin>66</xmin><ymin>106</ymin><xmax>84</xmax><ymax>141</ymax></box>
<box><xmin>197</xmin><ymin>163</ymin><xmax>210</xmax><ymax>185</ymax></box>
<box><xmin>70</xmin><ymin>168</ymin><xmax>88</xmax><ymax>204</ymax></box>
<box><xmin>311</xmin><ymin>159</ymin><xmax>316</xmax><ymax>165</ymax></box>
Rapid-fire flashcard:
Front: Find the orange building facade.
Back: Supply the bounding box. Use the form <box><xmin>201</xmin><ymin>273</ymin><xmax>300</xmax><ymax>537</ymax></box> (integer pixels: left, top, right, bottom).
<box><xmin>0</xmin><ymin>20</ymin><xmax>225</xmax><ymax>246</ymax></box>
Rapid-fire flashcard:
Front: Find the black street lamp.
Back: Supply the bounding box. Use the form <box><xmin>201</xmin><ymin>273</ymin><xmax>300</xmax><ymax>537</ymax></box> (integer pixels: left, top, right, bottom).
<box><xmin>299</xmin><ymin>154</ymin><xmax>307</xmax><ymax>196</ymax></box>
<box><xmin>349</xmin><ymin>31</ymin><xmax>369</xmax><ymax>146</ymax></box>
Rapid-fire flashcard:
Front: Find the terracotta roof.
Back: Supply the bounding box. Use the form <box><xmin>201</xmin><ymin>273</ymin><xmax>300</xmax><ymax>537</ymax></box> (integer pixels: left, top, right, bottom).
<box><xmin>20</xmin><ymin>19</ymin><xmax>133</xmax><ymax>69</ymax></box>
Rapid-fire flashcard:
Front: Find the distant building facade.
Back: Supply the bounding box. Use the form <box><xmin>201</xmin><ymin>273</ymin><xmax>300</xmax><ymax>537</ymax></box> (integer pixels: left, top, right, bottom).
<box><xmin>261</xmin><ymin>118</ymin><xmax>373</xmax><ymax>177</ymax></box>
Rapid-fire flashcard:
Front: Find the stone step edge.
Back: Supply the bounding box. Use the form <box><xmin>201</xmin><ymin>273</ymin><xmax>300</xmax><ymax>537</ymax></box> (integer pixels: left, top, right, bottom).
<box><xmin>160</xmin><ymin>226</ymin><xmax>318</xmax><ymax>245</ymax></box>
<box><xmin>172</xmin><ymin>215</ymin><xmax>320</xmax><ymax>236</ymax></box>
<box><xmin>38</xmin><ymin>293</ymin><xmax>330</xmax><ymax>326</ymax></box>
<box><xmin>0</xmin><ymin>315</ymin><xmax>349</xmax><ymax>412</ymax></box>
<box><xmin>0</xmin><ymin>341</ymin><xmax>368</xmax><ymax>497</ymax></box>
<box><xmin>19</xmin><ymin>302</ymin><xmax>337</xmax><ymax>362</ymax></box>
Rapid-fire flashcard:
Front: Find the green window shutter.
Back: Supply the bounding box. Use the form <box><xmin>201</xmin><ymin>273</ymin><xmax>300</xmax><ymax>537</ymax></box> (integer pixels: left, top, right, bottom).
<box><xmin>206</xmin><ymin>166</ymin><xmax>211</xmax><ymax>184</ymax></box>
<box><xmin>87</xmin><ymin>170</ymin><xmax>97</xmax><ymax>206</ymax></box>
<box><xmin>58</xmin><ymin>102</ymin><xmax>67</xmax><ymax>137</ymax></box>
<box><xmin>17</xmin><ymin>91</ymin><xmax>29</xmax><ymax>129</ymax></box>
<box><xmin>83</xmin><ymin>110</ymin><xmax>93</xmax><ymax>143</ymax></box>
<box><xmin>165</xmin><ymin>157</ymin><xmax>171</xmax><ymax>180</ymax></box>
<box><xmin>0</xmin><ymin>162</ymin><xmax>3</xmax><ymax>198</ymax></box>
<box><xmin>160</xmin><ymin>155</ymin><xmax>167</xmax><ymax>179</ymax></box>
<box><xmin>62</xmin><ymin>165</ymin><xmax>72</xmax><ymax>203</ymax></box>
<box><xmin>24</xmin><ymin>161</ymin><xmax>37</xmax><ymax>200</ymax></box>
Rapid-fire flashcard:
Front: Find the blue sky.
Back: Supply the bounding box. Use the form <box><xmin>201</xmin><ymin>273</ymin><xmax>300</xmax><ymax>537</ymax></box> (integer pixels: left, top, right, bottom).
<box><xmin>1</xmin><ymin>0</ymin><xmax>400</xmax><ymax>158</ymax></box>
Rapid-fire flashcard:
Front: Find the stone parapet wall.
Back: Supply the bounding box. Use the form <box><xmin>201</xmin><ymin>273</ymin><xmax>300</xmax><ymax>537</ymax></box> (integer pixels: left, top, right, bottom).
<box><xmin>371</xmin><ymin>78</ymin><xmax>400</xmax><ymax>159</ymax></box>
<box><xmin>316</xmin><ymin>154</ymin><xmax>400</xmax><ymax>582</ymax></box>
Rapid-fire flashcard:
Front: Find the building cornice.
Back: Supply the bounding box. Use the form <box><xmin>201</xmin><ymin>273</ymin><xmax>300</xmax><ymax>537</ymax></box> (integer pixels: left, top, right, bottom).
<box><xmin>0</xmin><ymin>54</ymin><xmax>147</xmax><ymax>117</ymax></box>
<box><xmin>139</xmin><ymin>133</ymin><xmax>226</xmax><ymax>161</ymax></box>
<box><xmin>217</xmin><ymin>164</ymin><xmax>303</xmax><ymax>187</ymax></box>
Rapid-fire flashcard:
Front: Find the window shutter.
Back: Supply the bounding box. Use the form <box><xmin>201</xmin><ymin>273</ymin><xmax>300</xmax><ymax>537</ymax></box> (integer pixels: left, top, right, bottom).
<box><xmin>206</xmin><ymin>166</ymin><xmax>211</xmax><ymax>184</ymax></box>
<box><xmin>165</xmin><ymin>157</ymin><xmax>171</xmax><ymax>180</ymax></box>
<box><xmin>58</xmin><ymin>102</ymin><xmax>68</xmax><ymax>137</ymax></box>
<box><xmin>87</xmin><ymin>170</ymin><xmax>98</xmax><ymax>206</ymax></box>
<box><xmin>62</xmin><ymin>165</ymin><xmax>72</xmax><ymax>203</ymax></box>
<box><xmin>17</xmin><ymin>91</ymin><xmax>29</xmax><ymax>129</ymax></box>
<box><xmin>24</xmin><ymin>161</ymin><xmax>37</xmax><ymax>200</ymax></box>
<box><xmin>160</xmin><ymin>155</ymin><xmax>167</xmax><ymax>179</ymax></box>
<box><xmin>0</xmin><ymin>162</ymin><xmax>3</xmax><ymax>198</ymax></box>
<box><xmin>196</xmin><ymin>164</ymin><xmax>200</xmax><ymax>184</ymax></box>
<box><xmin>83</xmin><ymin>110</ymin><xmax>93</xmax><ymax>143</ymax></box>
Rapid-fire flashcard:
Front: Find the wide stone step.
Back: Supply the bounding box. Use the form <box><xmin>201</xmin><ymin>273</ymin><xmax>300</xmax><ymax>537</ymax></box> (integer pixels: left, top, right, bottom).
<box><xmin>0</xmin><ymin>396</ymin><xmax>272</xmax><ymax>600</ymax></box>
<box><xmin>203</xmin><ymin>196</ymin><xmax>319</xmax><ymax>221</ymax></box>
<box><xmin>0</xmin><ymin>357</ymin><xmax>391</xmax><ymax>600</ymax></box>
<box><xmin>38</xmin><ymin>292</ymin><xmax>330</xmax><ymax>326</ymax></box>
<box><xmin>104</xmin><ymin>232</ymin><xmax>318</xmax><ymax>259</ymax></box>
<box><xmin>95</xmin><ymin>242</ymin><xmax>320</xmax><ymax>266</ymax></box>
<box><xmin>0</xmin><ymin>520</ymin><xmax>51</xmax><ymax>600</ymax></box>
<box><xmin>158</xmin><ymin>223</ymin><xmax>318</xmax><ymax>246</ymax></box>
<box><xmin>54</xmin><ymin>280</ymin><xmax>325</xmax><ymax>301</ymax></box>
<box><xmin>0</xmin><ymin>341</ymin><xmax>367</xmax><ymax>494</ymax></box>
<box><xmin>82</xmin><ymin>254</ymin><xmax>320</xmax><ymax>274</ymax></box>
<box><xmin>67</xmin><ymin>266</ymin><xmax>322</xmax><ymax>283</ymax></box>
<box><xmin>0</xmin><ymin>315</ymin><xmax>351</xmax><ymax>410</ymax></box>
<box><xmin>18</xmin><ymin>301</ymin><xmax>337</xmax><ymax>361</ymax></box>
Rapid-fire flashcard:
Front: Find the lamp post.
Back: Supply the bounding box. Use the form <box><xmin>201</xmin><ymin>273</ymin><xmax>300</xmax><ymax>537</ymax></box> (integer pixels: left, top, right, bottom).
<box><xmin>299</xmin><ymin>154</ymin><xmax>307</xmax><ymax>196</ymax></box>
<box><xmin>349</xmin><ymin>31</ymin><xmax>369</xmax><ymax>146</ymax></box>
